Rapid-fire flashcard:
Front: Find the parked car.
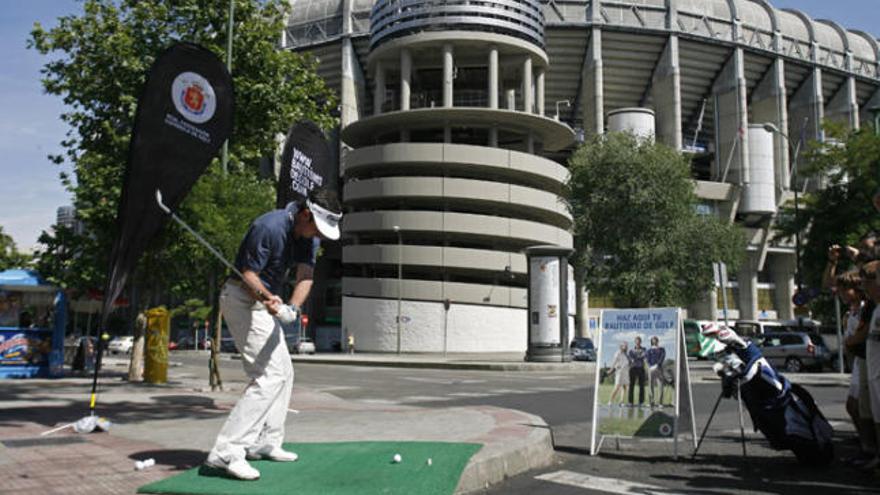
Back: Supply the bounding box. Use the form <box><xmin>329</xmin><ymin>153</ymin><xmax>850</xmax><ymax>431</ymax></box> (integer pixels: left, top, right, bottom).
<box><xmin>219</xmin><ymin>337</ymin><xmax>237</xmax><ymax>353</ymax></box>
<box><xmin>734</xmin><ymin>320</ymin><xmax>783</xmax><ymax>340</ymax></box>
<box><xmin>293</xmin><ymin>338</ymin><xmax>316</xmax><ymax>355</ymax></box>
<box><xmin>174</xmin><ymin>336</ymin><xmax>212</xmax><ymax>350</ymax></box>
<box><xmin>107</xmin><ymin>336</ymin><xmax>134</xmax><ymax>354</ymax></box>
<box><xmin>570</xmin><ymin>337</ymin><xmax>596</xmax><ymax>361</ymax></box>
<box><xmin>754</xmin><ymin>331</ymin><xmax>833</xmax><ymax>372</ymax></box>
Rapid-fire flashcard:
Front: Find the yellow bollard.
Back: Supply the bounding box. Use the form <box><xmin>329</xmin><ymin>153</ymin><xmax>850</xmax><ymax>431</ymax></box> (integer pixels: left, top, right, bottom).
<box><xmin>143</xmin><ymin>307</ymin><xmax>170</xmax><ymax>384</ymax></box>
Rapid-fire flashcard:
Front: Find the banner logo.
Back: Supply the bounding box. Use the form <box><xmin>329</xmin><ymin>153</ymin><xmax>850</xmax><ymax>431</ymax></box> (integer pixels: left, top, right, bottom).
<box><xmin>171</xmin><ymin>72</ymin><xmax>216</xmax><ymax>124</ymax></box>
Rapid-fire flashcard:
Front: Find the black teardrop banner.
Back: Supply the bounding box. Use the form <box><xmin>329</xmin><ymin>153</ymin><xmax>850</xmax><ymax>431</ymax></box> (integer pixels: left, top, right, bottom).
<box><xmin>276</xmin><ymin>120</ymin><xmax>334</xmax><ymax>208</ymax></box>
<box><xmin>101</xmin><ymin>42</ymin><xmax>234</xmax><ymax>326</ymax></box>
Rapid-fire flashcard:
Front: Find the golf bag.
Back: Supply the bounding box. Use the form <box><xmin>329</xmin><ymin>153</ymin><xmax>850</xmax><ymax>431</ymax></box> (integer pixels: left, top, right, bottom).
<box><xmin>717</xmin><ymin>343</ymin><xmax>834</xmax><ymax>466</ymax></box>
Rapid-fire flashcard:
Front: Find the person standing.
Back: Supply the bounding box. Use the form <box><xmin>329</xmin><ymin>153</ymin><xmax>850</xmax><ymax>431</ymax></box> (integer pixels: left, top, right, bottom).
<box><xmin>205</xmin><ymin>187</ymin><xmax>342</xmax><ymax>480</ymax></box>
<box><xmin>646</xmin><ymin>336</ymin><xmax>667</xmax><ymax>407</ymax></box>
<box><xmin>607</xmin><ymin>342</ymin><xmax>630</xmax><ymax>406</ymax></box>
<box><xmin>627</xmin><ymin>336</ymin><xmax>647</xmax><ymax>407</ymax></box>
<box><xmin>860</xmin><ymin>260</ymin><xmax>880</xmax><ymax>471</ymax></box>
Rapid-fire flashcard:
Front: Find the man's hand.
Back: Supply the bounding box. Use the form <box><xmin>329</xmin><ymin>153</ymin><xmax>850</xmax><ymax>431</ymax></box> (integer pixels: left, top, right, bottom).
<box><xmin>264</xmin><ymin>295</ymin><xmax>283</xmax><ymax>315</ymax></box>
<box><xmin>828</xmin><ymin>244</ymin><xmax>841</xmax><ymax>263</ymax></box>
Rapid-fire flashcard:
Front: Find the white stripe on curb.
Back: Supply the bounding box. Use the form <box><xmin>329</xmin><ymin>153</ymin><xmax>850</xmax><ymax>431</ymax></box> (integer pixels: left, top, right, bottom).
<box><xmin>535</xmin><ymin>471</ymin><xmax>678</xmax><ymax>494</ymax></box>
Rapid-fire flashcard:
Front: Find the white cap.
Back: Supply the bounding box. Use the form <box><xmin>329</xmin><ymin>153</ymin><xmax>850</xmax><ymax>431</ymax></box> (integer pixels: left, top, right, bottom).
<box><xmin>307</xmin><ymin>199</ymin><xmax>342</xmax><ymax>240</ymax></box>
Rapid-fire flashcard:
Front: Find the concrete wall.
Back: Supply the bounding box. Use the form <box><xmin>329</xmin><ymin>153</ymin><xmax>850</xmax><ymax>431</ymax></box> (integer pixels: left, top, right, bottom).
<box><xmin>342</xmin><ymin>296</ymin><xmax>527</xmax><ymax>352</ymax></box>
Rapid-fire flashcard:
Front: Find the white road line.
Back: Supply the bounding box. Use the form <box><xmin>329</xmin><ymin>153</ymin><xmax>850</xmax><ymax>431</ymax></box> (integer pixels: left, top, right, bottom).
<box><xmin>530</xmin><ymin>386</ymin><xmax>572</xmax><ymax>392</ymax></box>
<box><xmin>398</xmin><ymin>396</ymin><xmax>454</xmax><ymax>403</ymax></box>
<box><xmin>447</xmin><ymin>392</ymin><xmax>494</xmax><ymax>398</ymax></box>
<box><xmin>535</xmin><ymin>471</ymin><xmax>678</xmax><ymax>494</ymax></box>
<box><xmin>359</xmin><ymin>399</ymin><xmax>401</xmax><ymax>405</ymax></box>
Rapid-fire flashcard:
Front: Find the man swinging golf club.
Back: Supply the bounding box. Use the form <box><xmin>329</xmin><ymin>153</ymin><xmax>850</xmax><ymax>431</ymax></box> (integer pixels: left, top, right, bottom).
<box><xmin>205</xmin><ymin>187</ymin><xmax>342</xmax><ymax>480</ymax></box>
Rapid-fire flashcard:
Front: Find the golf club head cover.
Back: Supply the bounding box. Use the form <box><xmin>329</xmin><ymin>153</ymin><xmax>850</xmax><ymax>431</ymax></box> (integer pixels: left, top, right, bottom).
<box><xmin>276</xmin><ymin>304</ymin><xmax>298</xmax><ymax>325</ymax></box>
<box><xmin>700</xmin><ymin>322</ymin><xmax>747</xmax><ymax>349</ymax></box>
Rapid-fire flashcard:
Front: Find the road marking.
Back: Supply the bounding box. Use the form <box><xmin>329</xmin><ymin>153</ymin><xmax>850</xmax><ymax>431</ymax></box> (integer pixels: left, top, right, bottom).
<box><xmin>530</xmin><ymin>386</ymin><xmax>572</xmax><ymax>392</ymax></box>
<box><xmin>402</xmin><ymin>377</ymin><xmax>486</xmax><ymax>385</ymax></box>
<box><xmin>535</xmin><ymin>471</ymin><xmax>674</xmax><ymax>494</ymax></box>
<box><xmin>288</xmin><ymin>409</ymin><xmax>300</xmax><ymax>414</ymax></box>
<box><xmin>447</xmin><ymin>392</ymin><xmax>494</xmax><ymax>398</ymax></box>
<box><xmin>399</xmin><ymin>396</ymin><xmax>453</xmax><ymax>403</ymax></box>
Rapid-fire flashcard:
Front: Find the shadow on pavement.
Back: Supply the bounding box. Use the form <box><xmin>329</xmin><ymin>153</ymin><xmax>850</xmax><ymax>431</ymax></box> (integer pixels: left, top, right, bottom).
<box><xmin>129</xmin><ymin>449</ymin><xmax>208</xmax><ymax>470</ymax></box>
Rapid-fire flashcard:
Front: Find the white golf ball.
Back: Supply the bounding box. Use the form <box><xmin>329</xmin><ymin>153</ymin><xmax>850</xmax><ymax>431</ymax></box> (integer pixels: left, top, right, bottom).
<box><xmin>392</xmin><ymin>453</ymin><xmax>402</xmax><ymax>463</ymax></box>
<box><xmin>426</xmin><ymin>458</ymin><xmax>432</xmax><ymax>466</ymax></box>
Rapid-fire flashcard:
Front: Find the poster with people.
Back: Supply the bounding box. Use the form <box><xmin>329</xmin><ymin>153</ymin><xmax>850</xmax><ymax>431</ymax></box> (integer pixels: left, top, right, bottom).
<box><xmin>590</xmin><ymin>308</ymin><xmax>695</xmax><ymax>456</ymax></box>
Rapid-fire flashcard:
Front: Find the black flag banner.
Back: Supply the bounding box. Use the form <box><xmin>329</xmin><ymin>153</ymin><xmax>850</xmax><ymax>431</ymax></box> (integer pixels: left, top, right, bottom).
<box><xmin>101</xmin><ymin>42</ymin><xmax>234</xmax><ymax>326</ymax></box>
<box><xmin>276</xmin><ymin>120</ymin><xmax>335</xmax><ymax>208</ymax></box>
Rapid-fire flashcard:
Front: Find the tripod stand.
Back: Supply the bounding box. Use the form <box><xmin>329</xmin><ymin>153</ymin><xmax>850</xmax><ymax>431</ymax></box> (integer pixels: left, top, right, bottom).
<box><xmin>693</xmin><ymin>377</ymin><xmax>748</xmax><ymax>458</ymax></box>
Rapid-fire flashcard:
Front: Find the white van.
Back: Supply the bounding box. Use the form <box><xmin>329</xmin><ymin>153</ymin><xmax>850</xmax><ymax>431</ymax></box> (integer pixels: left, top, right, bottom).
<box><xmin>733</xmin><ymin>320</ymin><xmax>783</xmax><ymax>340</ymax></box>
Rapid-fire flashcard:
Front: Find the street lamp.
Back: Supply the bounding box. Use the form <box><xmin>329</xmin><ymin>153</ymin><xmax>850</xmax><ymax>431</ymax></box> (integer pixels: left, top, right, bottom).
<box><xmin>555</xmin><ymin>100</ymin><xmax>570</xmax><ymax>121</ymax></box>
<box><xmin>763</xmin><ymin>122</ymin><xmax>805</xmax><ymax>320</ymax></box>
<box><xmin>393</xmin><ymin>225</ymin><xmax>402</xmax><ymax>354</ymax></box>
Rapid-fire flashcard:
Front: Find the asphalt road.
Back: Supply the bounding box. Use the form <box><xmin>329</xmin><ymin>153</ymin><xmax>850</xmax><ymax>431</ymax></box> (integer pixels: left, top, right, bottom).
<box><xmin>174</xmin><ymin>354</ymin><xmax>876</xmax><ymax>494</ymax></box>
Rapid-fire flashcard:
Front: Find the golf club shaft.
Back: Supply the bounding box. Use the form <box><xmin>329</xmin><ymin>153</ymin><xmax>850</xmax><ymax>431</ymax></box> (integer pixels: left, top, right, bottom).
<box><xmin>155</xmin><ymin>189</ymin><xmax>270</xmax><ymax>300</ymax></box>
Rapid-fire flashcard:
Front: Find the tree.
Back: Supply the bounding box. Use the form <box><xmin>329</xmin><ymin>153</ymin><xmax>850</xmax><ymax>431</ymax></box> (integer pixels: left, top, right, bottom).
<box><xmin>567</xmin><ymin>132</ymin><xmax>745</xmax><ymax>313</ymax></box>
<box><xmin>776</xmin><ymin>123</ymin><xmax>880</xmax><ymax>320</ymax></box>
<box><xmin>28</xmin><ymin>0</ymin><xmax>336</xmax><ymax>300</ymax></box>
<box><xmin>0</xmin><ymin>226</ymin><xmax>31</xmax><ymax>271</ymax></box>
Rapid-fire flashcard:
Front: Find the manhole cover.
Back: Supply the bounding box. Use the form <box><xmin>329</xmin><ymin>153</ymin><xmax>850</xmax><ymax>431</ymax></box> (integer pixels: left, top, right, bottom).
<box><xmin>2</xmin><ymin>436</ymin><xmax>87</xmax><ymax>448</ymax></box>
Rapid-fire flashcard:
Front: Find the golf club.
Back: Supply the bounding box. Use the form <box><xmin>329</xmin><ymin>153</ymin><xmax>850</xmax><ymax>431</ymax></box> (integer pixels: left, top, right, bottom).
<box><xmin>155</xmin><ymin>189</ymin><xmax>298</xmax><ymax>325</ymax></box>
<box><xmin>155</xmin><ymin>189</ymin><xmax>246</xmax><ymax>281</ymax></box>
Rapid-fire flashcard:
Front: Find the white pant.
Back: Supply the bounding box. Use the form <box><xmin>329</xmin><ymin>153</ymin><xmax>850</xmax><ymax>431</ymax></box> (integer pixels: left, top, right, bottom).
<box><xmin>209</xmin><ymin>282</ymin><xmax>294</xmax><ymax>463</ymax></box>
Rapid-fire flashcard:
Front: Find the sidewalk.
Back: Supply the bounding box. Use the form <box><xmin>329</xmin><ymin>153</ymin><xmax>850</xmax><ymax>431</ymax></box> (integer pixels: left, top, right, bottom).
<box><xmin>288</xmin><ymin>351</ymin><xmax>595</xmax><ymax>372</ymax></box>
<box><xmin>0</xmin><ymin>359</ymin><xmax>554</xmax><ymax>494</ymax></box>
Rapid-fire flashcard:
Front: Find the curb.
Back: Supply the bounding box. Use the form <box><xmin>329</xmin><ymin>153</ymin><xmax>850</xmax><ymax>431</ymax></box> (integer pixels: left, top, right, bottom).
<box><xmin>289</xmin><ymin>356</ymin><xmax>594</xmax><ymax>372</ymax></box>
<box><xmin>454</xmin><ymin>407</ymin><xmax>555</xmax><ymax>494</ymax></box>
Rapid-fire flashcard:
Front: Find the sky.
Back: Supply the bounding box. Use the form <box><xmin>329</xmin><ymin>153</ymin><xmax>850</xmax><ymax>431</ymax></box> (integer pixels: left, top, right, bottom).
<box><xmin>1</xmin><ymin>1</ymin><xmax>879</xmax><ymax>252</ymax></box>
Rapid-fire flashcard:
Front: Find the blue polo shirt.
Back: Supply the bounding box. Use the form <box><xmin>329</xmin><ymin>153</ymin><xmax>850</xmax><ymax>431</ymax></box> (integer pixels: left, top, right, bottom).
<box><xmin>233</xmin><ymin>202</ymin><xmax>319</xmax><ymax>296</ymax></box>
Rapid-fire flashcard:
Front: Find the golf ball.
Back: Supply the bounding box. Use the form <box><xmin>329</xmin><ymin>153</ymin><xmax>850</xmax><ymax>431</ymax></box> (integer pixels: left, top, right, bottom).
<box><xmin>392</xmin><ymin>454</ymin><xmax>402</xmax><ymax>463</ymax></box>
<box><xmin>426</xmin><ymin>458</ymin><xmax>432</xmax><ymax>466</ymax></box>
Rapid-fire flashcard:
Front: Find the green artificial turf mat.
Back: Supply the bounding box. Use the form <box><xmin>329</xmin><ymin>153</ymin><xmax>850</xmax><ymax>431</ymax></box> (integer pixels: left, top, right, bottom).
<box><xmin>138</xmin><ymin>441</ymin><xmax>482</xmax><ymax>495</ymax></box>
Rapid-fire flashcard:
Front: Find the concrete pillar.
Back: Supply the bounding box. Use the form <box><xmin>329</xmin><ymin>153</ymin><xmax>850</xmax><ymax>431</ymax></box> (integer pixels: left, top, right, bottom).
<box><xmin>751</xmin><ymin>57</ymin><xmax>790</xmax><ymax>200</ymax></box>
<box><xmin>444</xmin><ymin>125</ymin><xmax>451</xmax><ymax>143</ymax></box>
<box><xmin>506</xmin><ymin>88</ymin><xmax>516</xmax><ymax>110</ymax></box>
<box><xmin>373</xmin><ymin>61</ymin><xmax>385</xmax><ymax>116</ymax></box>
<box><xmin>788</xmin><ymin>68</ymin><xmax>823</xmax><ymax>189</ymax></box>
<box><xmin>489</xmin><ymin>125</ymin><xmax>498</xmax><ymax>147</ymax></box>
<box><xmin>689</xmin><ymin>287</ymin><xmax>719</xmax><ymax>321</ymax></box>
<box><xmin>581</xmin><ymin>28</ymin><xmax>604</xmax><ymax>135</ymax></box>
<box><xmin>526</xmin><ymin>132</ymin><xmax>535</xmax><ymax>153</ymax></box>
<box><xmin>338</xmin><ymin>39</ymin><xmax>363</xmax><ymax>130</ymax></box>
<box><xmin>825</xmin><ymin>76</ymin><xmax>859</xmax><ymax>130</ymax></box>
<box><xmin>523</xmin><ymin>57</ymin><xmax>533</xmax><ymax>113</ymax></box>
<box><xmin>536</xmin><ymin>69</ymin><xmax>545</xmax><ymax>117</ymax></box>
<box><xmin>489</xmin><ymin>46</ymin><xmax>499</xmax><ymax>109</ymax></box>
<box><xmin>400</xmin><ymin>48</ymin><xmax>412</xmax><ymax>111</ymax></box>
<box><xmin>443</xmin><ymin>44</ymin><xmax>454</xmax><ymax>108</ymax></box>
<box><xmin>737</xmin><ymin>253</ymin><xmax>759</xmax><ymax>321</ymax></box>
<box><xmin>859</xmin><ymin>88</ymin><xmax>880</xmax><ymax>129</ymax></box>
<box><xmin>770</xmin><ymin>255</ymin><xmax>795</xmax><ymax>320</ymax></box>
<box><xmin>651</xmin><ymin>35</ymin><xmax>682</xmax><ymax>150</ymax></box>
<box><xmin>713</xmin><ymin>48</ymin><xmax>749</xmax><ymax>185</ymax></box>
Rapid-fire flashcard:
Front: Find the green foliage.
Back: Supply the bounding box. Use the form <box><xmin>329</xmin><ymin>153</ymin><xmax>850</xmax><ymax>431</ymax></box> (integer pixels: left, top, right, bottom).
<box><xmin>776</xmin><ymin>123</ymin><xmax>880</xmax><ymax>318</ymax></box>
<box><xmin>0</xmin><ymin>227</ymin><xmax>32</xmax><ymax>271</ymax></box>
<box><xmin>568</xmin><ymin>133</ymin><xmax>745</xmax><ymax>308</ymax></box>
<box><xmin>28</xmin><ymin>0</ymin><xmax>335</xmax><ymax>301</ymax></box>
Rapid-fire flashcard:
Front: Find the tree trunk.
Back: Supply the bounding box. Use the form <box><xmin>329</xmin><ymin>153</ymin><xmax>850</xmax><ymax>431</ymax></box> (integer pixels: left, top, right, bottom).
<box><xmin>209</xmin><ymin>268</ymin><xmax>223</xmax><ymax>391</ymax></box>
<box><xmin>128</xmin><ymin>310</ymin><xmax>147</xmax><ymax>382</ymax></box>
<box><xmin>574</xmin><ymin>265</ymin><xmax>589</xmax><ymax>338</ymax></box>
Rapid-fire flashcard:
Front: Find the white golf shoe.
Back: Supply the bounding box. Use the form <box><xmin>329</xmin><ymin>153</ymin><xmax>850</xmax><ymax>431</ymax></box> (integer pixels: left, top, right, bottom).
<box><xmin>246</xmin><ymin>446</ymin><xmax>299</xmax><ymax>462</ymax></box>
<box><xmin>205</xmin><ymin>454</ymin><xmax>261</xmax><ymax>481</ymax></box>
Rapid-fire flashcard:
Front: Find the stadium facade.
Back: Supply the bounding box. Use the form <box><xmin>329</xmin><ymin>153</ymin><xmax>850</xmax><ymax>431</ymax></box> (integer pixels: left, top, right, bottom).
<box><xmin>285</xmin><ymin>0</ymin><xmax>880</xmax><ymax>352</ymax></box>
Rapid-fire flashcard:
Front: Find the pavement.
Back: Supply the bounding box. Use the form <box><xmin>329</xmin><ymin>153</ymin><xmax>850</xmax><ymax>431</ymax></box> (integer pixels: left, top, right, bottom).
<box><xmin>0</xmin><ymin>352</ymin><xmax>854</xmax><ymax>495</ymax></box>
<box><xmin>0</xmin><ymin>353</ymin><xmax>566</xmax><ymax>495</ymax></box>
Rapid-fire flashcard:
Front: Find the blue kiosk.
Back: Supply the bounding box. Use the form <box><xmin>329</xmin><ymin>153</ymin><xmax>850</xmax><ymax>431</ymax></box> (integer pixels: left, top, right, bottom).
<box><xmin>0</xmin><ymin>269</ymin><xmax>67</xmax><ymax>378</ymax></box>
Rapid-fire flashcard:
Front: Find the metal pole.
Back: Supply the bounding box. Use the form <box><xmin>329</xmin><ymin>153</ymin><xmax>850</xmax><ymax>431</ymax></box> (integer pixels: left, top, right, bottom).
<box><xmin>222</xmin><ymin>0</ymin><xmax>235</xmax><ymax>174</ymax></box>
<box><xmin>736</xmin><ymin>382</ymin><xmax>748</xmax><ymax>457</ymax></box>
<box><xmin>834</xmin><ymin>296</ymin><xmax>844</xmax><ymax>374</ymax></box>
<box><xmin>394</xmin><ymin>226</ymin><xmax>402</xmax><ymax>354</ymax></box>
<box><xmin>443</xmin><ymin>306</ymin><xmax>448</xmax><ymax>359</ymax></box>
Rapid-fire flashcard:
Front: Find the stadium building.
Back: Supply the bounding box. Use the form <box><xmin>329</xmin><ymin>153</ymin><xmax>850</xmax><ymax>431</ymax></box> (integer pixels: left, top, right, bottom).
<box><xmin>285</xmin><ymin>0</ymin><xmax>880</xmax><ymax>352</ymax></box>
